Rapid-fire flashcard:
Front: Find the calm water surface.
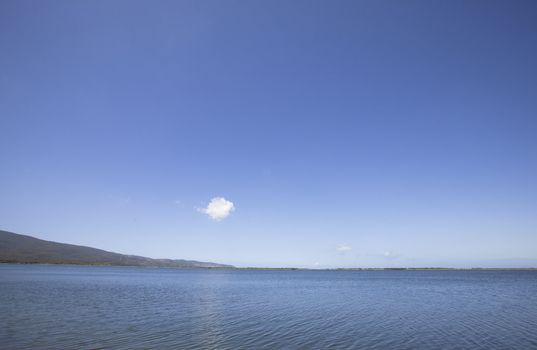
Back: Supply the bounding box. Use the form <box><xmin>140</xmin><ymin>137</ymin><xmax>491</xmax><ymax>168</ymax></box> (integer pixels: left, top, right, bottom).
<box><xmin>1</xmin><ymin>265</ymin><xmax>537</xmax><ymax>349</ymax></box>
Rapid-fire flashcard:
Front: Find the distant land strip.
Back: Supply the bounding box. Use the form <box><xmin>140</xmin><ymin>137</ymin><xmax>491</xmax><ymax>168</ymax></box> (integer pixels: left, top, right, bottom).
<box><xmin>1</xmin><ymin>230</ymin><xmax>536</xmax><ymax>271</ymax></box>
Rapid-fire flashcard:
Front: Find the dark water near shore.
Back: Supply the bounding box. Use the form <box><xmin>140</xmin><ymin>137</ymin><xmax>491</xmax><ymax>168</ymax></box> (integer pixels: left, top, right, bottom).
<box><xmin>1</xmin><ymin>265</ymin><xmax>537</xmax><ymax>349</ymax></box>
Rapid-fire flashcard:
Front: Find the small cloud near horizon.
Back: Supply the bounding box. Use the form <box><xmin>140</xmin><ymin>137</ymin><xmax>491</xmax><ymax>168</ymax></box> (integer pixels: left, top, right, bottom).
<box><xmin>383</xmin><ymin>251</ymin><xmax>401</xmax><ymax>260</ymax></box>
<box><xmin>337</xmin><ymin>244</ymin><xmax>352</xmax><ymax>252</ymax></box>
<box><xmin>197</xmin><ymin>197</ymin><xmax>235</xmax><ymax>221</ymax></box>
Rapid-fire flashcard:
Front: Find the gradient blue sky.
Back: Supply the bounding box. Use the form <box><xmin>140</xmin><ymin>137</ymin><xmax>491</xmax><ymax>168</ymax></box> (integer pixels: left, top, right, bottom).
<box><xmin>1</xmin><ymin>0</ymin><xmax>537</xmax><ymax>268</ymax></box>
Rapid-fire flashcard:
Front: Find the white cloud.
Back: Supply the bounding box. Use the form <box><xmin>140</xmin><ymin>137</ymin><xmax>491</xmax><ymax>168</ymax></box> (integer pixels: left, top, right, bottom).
<box><xmin>383</xmin><ymin>251</ymin><xmax>400</xmax><ymax>259</ymax></box>
<box><xmin>198</xmin><ymin>197</ymin><xmax>235</xmax><ymax>221</ymax></box>
<box><xmin>337</xmin><ymin>244</ymin><xmax>352</xmax><ymax>252</ymax></box>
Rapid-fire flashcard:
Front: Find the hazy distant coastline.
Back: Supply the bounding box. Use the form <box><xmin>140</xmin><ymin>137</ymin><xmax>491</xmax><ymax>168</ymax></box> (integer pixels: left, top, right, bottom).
<box><xmin>2</xmin><ymin>230</ymin><xmax>535</xmax><ymax>271</ymax></box>
<box><xmin>2</xmin><ymin>263</ymin><xmax>536</xmax><ymax>271</ymax></box>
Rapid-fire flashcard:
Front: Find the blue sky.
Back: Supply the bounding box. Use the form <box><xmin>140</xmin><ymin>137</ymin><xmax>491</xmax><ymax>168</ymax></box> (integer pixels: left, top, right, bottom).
<box><xmin>1</xmin><ymin>0</ymin><xmax>536</xmax><ymax>268</ymax></box>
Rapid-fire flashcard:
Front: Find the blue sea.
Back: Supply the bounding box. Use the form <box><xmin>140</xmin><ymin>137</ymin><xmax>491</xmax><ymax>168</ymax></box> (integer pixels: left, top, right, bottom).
<box><xmin>1</xmin><ymin>265</ymin><xmax>536</xmax><ymax>349</ymax></box>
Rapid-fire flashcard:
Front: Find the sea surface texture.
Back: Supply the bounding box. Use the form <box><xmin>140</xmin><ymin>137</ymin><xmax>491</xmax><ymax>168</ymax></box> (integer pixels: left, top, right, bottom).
<box><xmin>1</xmin><ymin>265</ymin><xmax>536</xmax><ymax>349</ymax></box>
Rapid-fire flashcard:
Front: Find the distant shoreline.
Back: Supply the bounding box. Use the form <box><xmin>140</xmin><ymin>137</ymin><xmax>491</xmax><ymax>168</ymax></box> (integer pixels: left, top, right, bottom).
<box><xmin>3</xmin><ymin>230</ymin><xmax>536</xmax><ymax>271</ymax></box>
<box><xmin>2</xmin><ymin>262</ymin><xmax>536</xmax><ymax>271</ymax></box>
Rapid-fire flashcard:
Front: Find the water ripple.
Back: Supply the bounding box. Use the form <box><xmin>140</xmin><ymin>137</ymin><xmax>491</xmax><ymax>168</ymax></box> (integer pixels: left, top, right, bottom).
<box><xmin>1</xmin><ymin>266</ymin><xmax>537</xmax><ymax>349</ymax></box>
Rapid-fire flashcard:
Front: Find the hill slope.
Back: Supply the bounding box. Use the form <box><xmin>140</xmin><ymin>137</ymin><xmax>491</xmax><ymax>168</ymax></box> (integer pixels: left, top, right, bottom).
<box><xmin>0</xmin><ymin>230</ymin><xmax>233</xmax><ymax>268</ymax></box>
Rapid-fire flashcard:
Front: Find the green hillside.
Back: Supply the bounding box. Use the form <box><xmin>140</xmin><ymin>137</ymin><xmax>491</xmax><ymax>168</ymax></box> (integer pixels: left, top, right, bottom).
<box><xmin>0</xmin><ymin>230</ymin><xmax>233</xmax><ymax>268</ymax></box>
